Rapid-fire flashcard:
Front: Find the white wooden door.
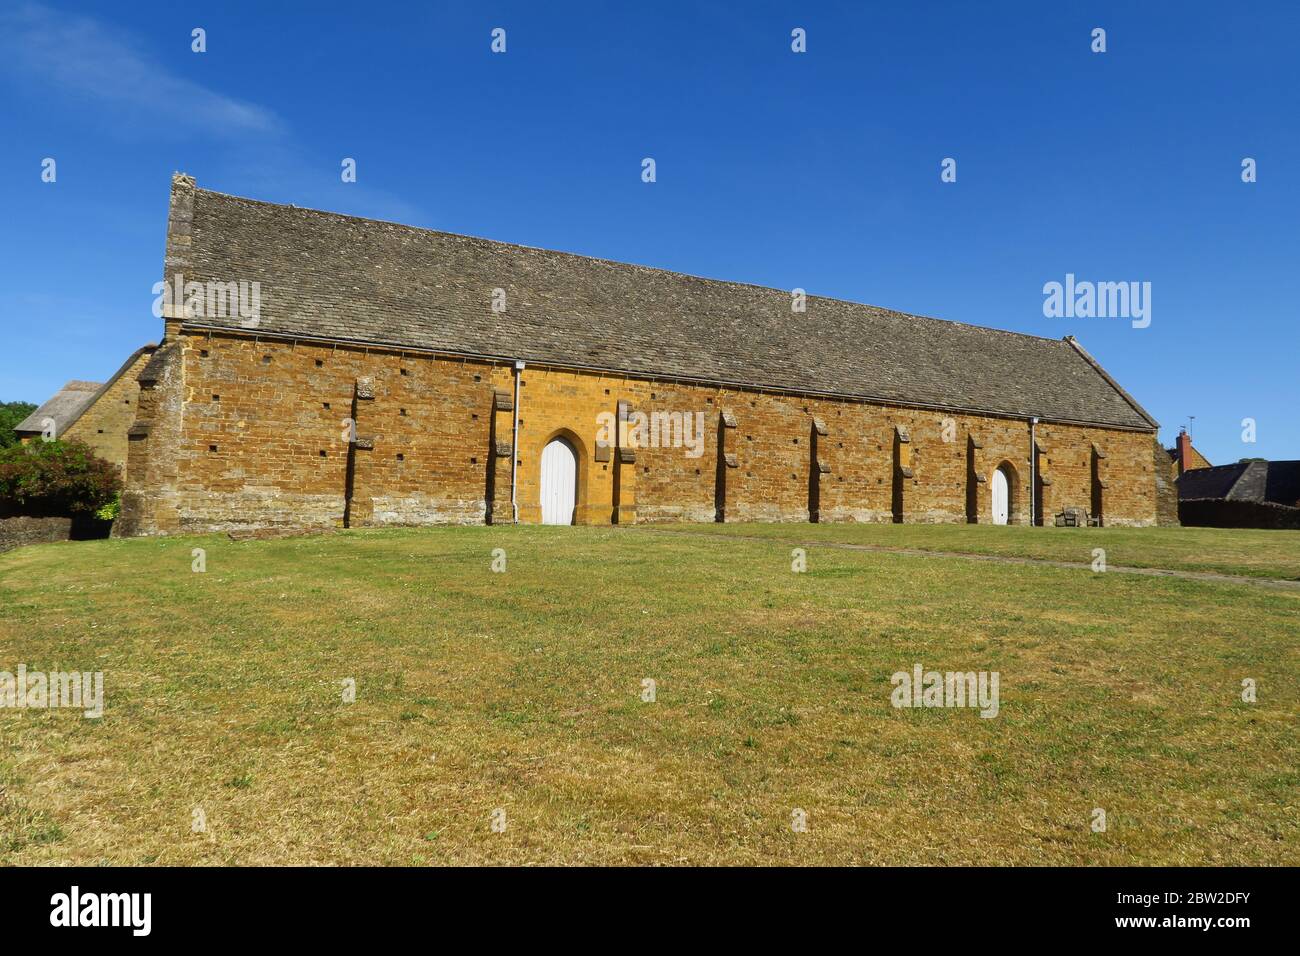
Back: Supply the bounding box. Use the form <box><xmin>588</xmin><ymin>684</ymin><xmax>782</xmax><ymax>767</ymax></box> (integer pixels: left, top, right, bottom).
<box><xmin>991</xmin><ymin>467</ymin><xmax>1009</xmax><ymax>525</ymax></box>
<box><xmin>540</xmin><ymin>438</ymin><xmax>577</xmax><ymax>525</ymax></box>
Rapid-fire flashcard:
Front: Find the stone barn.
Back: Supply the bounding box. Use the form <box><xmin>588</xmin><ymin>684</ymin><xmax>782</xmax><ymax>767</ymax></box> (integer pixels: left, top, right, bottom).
<box><xmin>117</xmin><ymin>174</ymin><xmax>1164</xmax><ymax>535</ymax></box>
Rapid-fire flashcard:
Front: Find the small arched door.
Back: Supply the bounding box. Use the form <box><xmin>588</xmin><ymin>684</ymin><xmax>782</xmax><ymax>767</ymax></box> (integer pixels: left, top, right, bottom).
<box><xmin>540</xmin><ymin>437</ymin><xmax>577</xmax><ymax>525</ymax></box>
<box><xmin>991</xmin><ymin>465</ymin><xmax>1011</xmax><ymax>525</ymax></box>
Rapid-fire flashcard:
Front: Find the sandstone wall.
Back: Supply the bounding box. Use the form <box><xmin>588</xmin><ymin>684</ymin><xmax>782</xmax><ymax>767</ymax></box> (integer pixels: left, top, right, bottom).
<box><xmin>63</xmin><ymin>348</ymin><xmax>156</xmax><ymax>474</ymax></box>
<box><xmin>118</xmin><ymin>330</ymin><xmax>1159</xmax><ymax>533</ymax></box>
<box><xmin>115</xmin><ymin>342</ymin><xmax>184</xmax><ymax>537</ymax></box>
<box><xmin>1153</xmin><ymin>437</ymin><xmax>1182</xmax><ymax>527</ymax></box>
<box><xmin>512</xmin><ymin>372</ymin><xmax>1158</xmax><ymax>528</ymax></box>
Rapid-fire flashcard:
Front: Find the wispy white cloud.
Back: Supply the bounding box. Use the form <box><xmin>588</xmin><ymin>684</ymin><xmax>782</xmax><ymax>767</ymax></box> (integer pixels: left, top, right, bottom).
<box><xmin>1</xmin><ymin>3</ymin><xmax>426</xmax><ymax>229</ymax></box>
<box><xmin>0</xmin><ymin>2</ymin><xmax>280</xmax><ymax>136</ymax></box>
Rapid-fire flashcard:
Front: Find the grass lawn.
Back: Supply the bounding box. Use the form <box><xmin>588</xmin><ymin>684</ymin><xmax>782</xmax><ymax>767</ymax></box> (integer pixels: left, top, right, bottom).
<box><xmin>651</xmin><ymin>522</ymin><xmax>1300</xmax><ymax>581</ymax></box>
<box><xmin>1</xmin><ymin>524</ymin><xmax>1296</xmax><ymax>865</ymax></box>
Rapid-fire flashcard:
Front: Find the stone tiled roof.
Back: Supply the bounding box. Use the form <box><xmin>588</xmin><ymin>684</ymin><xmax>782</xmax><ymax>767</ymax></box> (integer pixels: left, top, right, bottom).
<box><xmin>15</xmin><ymin>380</ymin><xmax>101</xmax><ymax>436</ymax></box>
<box><xmin>170</xmin><ymin>178</ymin><xmax>1158</xmax><ymax>429</ymax></box>
<box><xmin>1178</xmin><ymin>462</ymin><xmax>1251</xmax><ymax>501</ymax></box>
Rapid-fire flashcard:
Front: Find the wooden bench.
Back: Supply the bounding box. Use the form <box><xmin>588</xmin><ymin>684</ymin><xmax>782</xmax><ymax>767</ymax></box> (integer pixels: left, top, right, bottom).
<box><xmin>1054</xmin><ymin>507</ymin><xmax>1081</xmax><ymax>527</ymax></box>
<box><xmin>1055</xmin><ymin>507</ymin><xmax>1104</xmax><ymax>528</ymax></box>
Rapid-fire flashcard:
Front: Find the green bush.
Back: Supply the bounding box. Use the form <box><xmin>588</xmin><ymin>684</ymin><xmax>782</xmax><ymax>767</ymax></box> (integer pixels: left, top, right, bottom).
<box><xmin>0</xmin><ymin>439</ymin><xmax>122</xmax><ymax>518</ymax></box>
<box><xmin>95</xmin><ymin>495</ymin><xmax>122</xmax><ymax>522</ymax></box>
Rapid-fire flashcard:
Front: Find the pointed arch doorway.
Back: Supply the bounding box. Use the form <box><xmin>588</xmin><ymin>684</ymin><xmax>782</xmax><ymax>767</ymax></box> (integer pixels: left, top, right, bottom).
<box><xmin>991</xmin><ymin>464</ymin><xmax>1012</xmax><ymax>525</ymax></box>
<box><xmin>540</xmin><ymin>437</ymin><xmax>578</xmax><ymax>525</ymax></box>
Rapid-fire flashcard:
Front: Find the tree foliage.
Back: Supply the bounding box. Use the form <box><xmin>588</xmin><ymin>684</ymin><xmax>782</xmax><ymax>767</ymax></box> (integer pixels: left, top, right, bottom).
<box><xmin>0</xmin><ymin>401</ymin><xmax>37</xmax><ymax>449</ymax></box>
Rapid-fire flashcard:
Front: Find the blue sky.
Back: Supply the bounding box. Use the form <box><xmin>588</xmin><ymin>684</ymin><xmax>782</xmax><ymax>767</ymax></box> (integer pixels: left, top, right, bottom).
<box><xmin>1</xmin><ymin>0</ymin><xmax>1296</xmax><ymax>464</ymax></box>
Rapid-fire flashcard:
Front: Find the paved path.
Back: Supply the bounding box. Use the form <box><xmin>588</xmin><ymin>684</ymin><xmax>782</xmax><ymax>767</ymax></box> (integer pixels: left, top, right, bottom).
<box><xmin>629</xmin><ymin>528</ymin><xmax>1300</xmax><ymax>591</ymax></box>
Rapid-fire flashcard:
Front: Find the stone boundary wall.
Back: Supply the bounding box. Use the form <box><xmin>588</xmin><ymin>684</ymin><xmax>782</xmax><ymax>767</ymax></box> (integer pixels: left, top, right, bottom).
<box><xmin>0</xmin><ymin>516</ymin><xmax>73</xmax><ymax>554</ymax></box>
<box><xmin>1180</xmin><ymin>499</ymin><xmax>1300</xmax><ymax>530</ymax></box>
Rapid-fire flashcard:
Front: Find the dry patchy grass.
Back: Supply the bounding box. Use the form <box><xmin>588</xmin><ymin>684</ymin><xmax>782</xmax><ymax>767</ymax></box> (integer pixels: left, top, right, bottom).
<box><xmin>0</xmin><ymin>525</ymin><xmax>1295</xmax><ymax>865</ymax></box>
<box><xmin>650</xmin><ymin>522</ymin><xmax>1300</xmax><ymax>581</ymax></box>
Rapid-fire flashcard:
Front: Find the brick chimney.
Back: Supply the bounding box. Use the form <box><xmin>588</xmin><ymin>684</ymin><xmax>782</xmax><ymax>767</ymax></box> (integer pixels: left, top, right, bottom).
<box><xmin>1176</xmin><ymin>430</ymin><xmax>1193</xmax><ymax>474</ymax></box>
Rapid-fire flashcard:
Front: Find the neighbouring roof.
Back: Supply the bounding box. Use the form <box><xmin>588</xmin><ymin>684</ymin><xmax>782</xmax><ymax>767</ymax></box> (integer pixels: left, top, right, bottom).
<box><xmin>1179</xmin><ymin>460</ymin><xmax>1300</xmax><ymax>506</ymax></box>
<box><xmin>15</xmin><ymin>344</ymin><xmax>157</xmax><ymax>437</ymax></box>
<box><xmin>14</xmin><ymin>380</ymin><xmax>101</xmax><ymax>436</ymax></box>
<box><xmin>169</xmin><ymin>177</ymin><xmax>1159</xmax><ymax>430</ymax></box>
